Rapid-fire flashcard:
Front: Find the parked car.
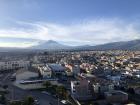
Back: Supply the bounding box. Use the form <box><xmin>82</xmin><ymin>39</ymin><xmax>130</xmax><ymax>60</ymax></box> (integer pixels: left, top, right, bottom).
<box><xmin>42</xmin><ymin>91</ymin><xmax>51</xmax><ymax>95</ymax></box>
<box><xmin>61</xmin><ymin>100</ymin><xmax>68</xmax><ymax>104</ymax></box>
<box><xmin>34</xmin><ymin>99</ymin><xmax>40</xmax><ymax>105</ymax></box>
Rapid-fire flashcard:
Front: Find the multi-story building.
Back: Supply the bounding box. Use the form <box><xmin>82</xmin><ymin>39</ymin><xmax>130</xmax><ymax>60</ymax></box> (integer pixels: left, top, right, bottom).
<box><xmin>38</xmin><ymin>65</ymin><xmax>52</xmax><ymax>78</ymax></box>
<box><xmin>93</xmin><ymin>83</ymin><xmax>114</xmax><ymax>93</ymax></box>
<box><xmin>71</xmin><ymin>79</ymin><xmax>92</xmax><ymax>100</ymax></box>
<box><xmin>0</xmin><ymin>60</ymin><xmax>30</xmax><ymax>71</ymax></box>
<box><xmin>105</xmin><ymin>91</ymin><xmax>128</xmax><ymax>103</ymax></box>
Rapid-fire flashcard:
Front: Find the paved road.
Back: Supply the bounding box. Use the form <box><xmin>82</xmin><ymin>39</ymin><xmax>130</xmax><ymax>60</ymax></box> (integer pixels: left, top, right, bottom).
<box><xmin>0</xmin><ymin>72</ymin><xmax>64</xmax><ymax>105</ymax></box>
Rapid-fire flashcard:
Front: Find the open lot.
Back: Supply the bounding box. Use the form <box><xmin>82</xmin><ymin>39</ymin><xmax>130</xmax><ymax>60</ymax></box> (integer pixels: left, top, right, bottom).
<box><xmin>0</xmin><ymin>71</ymin><xmax>64</xmax><ymax>105</ymax></box>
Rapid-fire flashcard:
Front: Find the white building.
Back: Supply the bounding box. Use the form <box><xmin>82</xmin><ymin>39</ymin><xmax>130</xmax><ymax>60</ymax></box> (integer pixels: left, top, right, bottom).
<box><xmin>38</xmin><ymin>65</ymin><xmax>52</xmax><ymax>78</ymax></box>
<box><xmin>0</xmin><ymin>60</ymin><xmax>30</xmax><ymax>71</ymax></box>
<box><xmin>93</xmin><ymin>83</ymin><xmax>100</xmax><ymax>93</ymax></box>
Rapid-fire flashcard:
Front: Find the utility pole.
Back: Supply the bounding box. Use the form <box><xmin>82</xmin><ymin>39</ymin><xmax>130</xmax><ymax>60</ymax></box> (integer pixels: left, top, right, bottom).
<box><xmin>12</xmin><ymin>86</ymin><xmax>14</xmax><ymax>100</ymax></box>
<box><xmin>58</xmin><ymin>95</ymin><xmax>59</xmax><ymax>105</ymax></box>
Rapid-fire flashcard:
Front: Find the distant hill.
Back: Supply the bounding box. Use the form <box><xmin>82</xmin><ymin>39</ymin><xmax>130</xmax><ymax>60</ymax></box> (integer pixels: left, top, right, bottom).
<box><xmin>32</xmin><ymin>39</ymin><xmax>140</xmax><ymax>51</ymax></box>
<box><xmin>31</xmin><ymin>40</ymin><xmax>71</xmax><ymax>50</ymax></box>
<box><xmin>89</xmin><ymin>39</ymin><xmax>140</xmax><ymax>50</ymax></box>
<box><xmin>0</xmin><ymin>39</ymin><xmax>140</xmax><ymax>52</ymax></box>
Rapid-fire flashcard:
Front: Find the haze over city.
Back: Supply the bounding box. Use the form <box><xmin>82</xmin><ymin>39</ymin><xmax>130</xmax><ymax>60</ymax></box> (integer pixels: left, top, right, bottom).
<box><xmin>0</xmin><ymin>0</ymin><xmax>140</xmax><ymax>47</ymax></box>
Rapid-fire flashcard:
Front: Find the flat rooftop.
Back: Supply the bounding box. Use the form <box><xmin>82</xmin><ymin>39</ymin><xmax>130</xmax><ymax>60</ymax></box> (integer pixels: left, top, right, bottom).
<box><xmin>48</xmin><ymin>64</ymin><xmax>65</xmax><ymax>72</ymax></box>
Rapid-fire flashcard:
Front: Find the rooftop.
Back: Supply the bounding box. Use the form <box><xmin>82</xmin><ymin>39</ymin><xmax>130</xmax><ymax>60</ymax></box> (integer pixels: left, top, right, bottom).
<box><xmin>48</xmin><ymin>64</ymin><xmax>65</xmax><ymax>72</ymax></box>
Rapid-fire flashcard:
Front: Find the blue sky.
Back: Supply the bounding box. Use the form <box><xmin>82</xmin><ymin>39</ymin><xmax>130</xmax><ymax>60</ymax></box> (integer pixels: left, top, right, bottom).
<box><xmin>0</xmin><ymin>0</ymin><xmax>140</xmax><ymax>47</ymax></box>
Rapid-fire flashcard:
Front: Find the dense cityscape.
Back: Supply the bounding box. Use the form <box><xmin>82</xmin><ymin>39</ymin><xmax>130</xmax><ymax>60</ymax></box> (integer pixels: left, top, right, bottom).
<box><xmin>0</xmin><ymin>50</ymin><xmax>139</xmax><ymax>105</ymax></box>
<box><xmin>0</xmin><ymin>0</ymin><xmax>140</xmax><ymax>105</ymax></box>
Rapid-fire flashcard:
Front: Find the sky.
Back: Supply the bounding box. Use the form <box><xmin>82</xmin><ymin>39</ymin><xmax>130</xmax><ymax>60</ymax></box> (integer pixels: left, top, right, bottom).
<box><xmin>0</xmin><ymin>0</ymin><xmax>140</xmax><ymax>47</ymax></box>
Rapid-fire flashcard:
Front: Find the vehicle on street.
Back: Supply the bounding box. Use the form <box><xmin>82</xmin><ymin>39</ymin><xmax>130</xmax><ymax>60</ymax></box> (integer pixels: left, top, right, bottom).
<box><xmin>61</xmin><ymin>100</ymin><xmax>68</xmax><ymax>104</ymax></box>
<box><xmin>41</xmin><ymin>91</ymin><xmax>51</xmax><ymax>95</ymax></box>
<box><xmin>34</xmin><ymin>99</ymin><xmax>40</xmax><ymax>105</ymax></box>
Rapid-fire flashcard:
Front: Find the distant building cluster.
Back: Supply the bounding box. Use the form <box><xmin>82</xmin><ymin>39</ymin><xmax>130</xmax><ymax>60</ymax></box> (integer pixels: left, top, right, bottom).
<box><xmin>1</xmin><ymin>50</ymin><xmax>140</xmax><ymax>105</ymax></box>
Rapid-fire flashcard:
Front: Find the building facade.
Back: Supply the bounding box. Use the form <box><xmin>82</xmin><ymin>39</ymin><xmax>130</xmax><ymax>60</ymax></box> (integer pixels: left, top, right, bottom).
<box><xmin>0</xmin><ymin>60</ymin><xmax>30</xmax><ymax>71</ymax></box>
<box><xmin>38</xmin><ymin>65</ymin><xmax>52</xmax><ymax>78</ymax></box>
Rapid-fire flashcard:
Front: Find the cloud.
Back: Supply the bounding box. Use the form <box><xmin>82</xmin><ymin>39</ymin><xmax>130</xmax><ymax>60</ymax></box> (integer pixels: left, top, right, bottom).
<box><xmin>0</xmin><ymin>37</ymin><xmax>39</xmax><ymax>48</ymax></box>
<box><xmin>0</xmin><ymin>42</ymin><xmax>37</xmax><ymax>48</ymax></box>
<box><xmin>0</xmin><ymin>18</ymin><xmax>140</xmax><ymax>47</ymax></box>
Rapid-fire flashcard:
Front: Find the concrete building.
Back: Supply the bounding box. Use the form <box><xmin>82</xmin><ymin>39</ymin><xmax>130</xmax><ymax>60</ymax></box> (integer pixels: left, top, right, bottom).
<box><xmin>38</xmin><ymin>65</ymin><xmax>52</xmax><ymax>78</ymax></box>
<box><xmin>104</xmin><ymin>91</ymin><xmax>128</xmax><ymax>103</ymax></box>
<box><xmin>73</xmin><ymin>65</ymin><xmax>80</xmax><ymax>76</ymax></box>
<box><xmin>31</xmin><ymin>63</ymin><xmax>44</xmax><ymax>69</ymax></box>
<box><xmin>0</xmin><ymin>60</ymin><xmax>30</xmax><ymax>71</ymax></box>
<box><xmin>71</xmin><ymin>79</ymin><xmax>92</xmax><ymax>100</ymax></box>
<box><xmin>92</xmin><ymin>83</ymin><xmax>114</xmax><ymax>94</ymax></box>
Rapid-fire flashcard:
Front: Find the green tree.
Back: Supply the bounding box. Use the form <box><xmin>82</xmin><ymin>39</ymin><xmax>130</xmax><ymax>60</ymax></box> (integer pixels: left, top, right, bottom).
<box><xmin>56</xmin><ymin>86</ymin><xmax>68</xmax><ymax>99</ymax></box>
<box><xmin>3</xmin><ymin>85</ymin><xmax>8</xmax><ymax>90</ymax></box>
<box><xmin>10</xmin><ymin>101</ymin><xmax>22</xmax><ymax>105</ymax></box>
<box><xmin>43</xmin><ymin>81</ymin><xmax>51</xmax><ymax>90</ymax></box>
<box><xmin>0</xmin><ymin>94</ymin><xmax>6</xmax><ymax>104</ymax></box>
<box><xmin>50</xmin><ymin>85</ymin><xmax>58</xmax><ymax>94</ymax></box>
<box><xmin>23</xmin><ymin>96</ymin><xmax>34</xmax><ymax>105</ymax></box>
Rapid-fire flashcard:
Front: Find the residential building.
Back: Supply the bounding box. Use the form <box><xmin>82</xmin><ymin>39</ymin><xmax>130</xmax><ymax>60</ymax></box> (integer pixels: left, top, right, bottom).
<box><xmin>38</xmin><ymin>65</ymin><xmax>52</xmax><ymax>78</ymax></box>
<box><xmin>104</xmin><ymin>91</ymin><xmax>128</xmax><ymax>103</ymax></box>
<box><xmin>71</xmin><ymin>79</ymin><xmax>92</xmax><ymax>100</ymax></box>
<box><xmin>0</xmin><ymin>60</ymin><xmax>30</xmax><ymax>71</ymax></box>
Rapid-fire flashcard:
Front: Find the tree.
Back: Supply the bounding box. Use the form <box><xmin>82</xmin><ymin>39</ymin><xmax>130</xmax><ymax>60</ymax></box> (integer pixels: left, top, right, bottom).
<box><xmin>127</xmin><ymin>88</ymin><xmax>135</xmax><ymax>94</ymax></box>
<box><xmin>9</xmin><ymin>96</ymin><xmax>34</xmax><ymax>105</ymax></box>
<box><xmin>43</xmin><ymin>81</ymin><xmax>51</xmax><ymax>90</ymax></box>
<box><xmin>23</xmin><ymin>96</ymin><xmax>34</xmax><ymax>105</ymax></box>
<box><xmin>56</xmin><ymin>86</ymin><xmax>68</xmax><ymax>99</ymax></box>
<box><xmin>0</xmin><ymin>94</ymin><xmax>6</xmax><ymax>104</ymax></box>
<box><xmin>50</xmin><ymin>85</ymin><xmax>58</xmax><ymax>94</ymax></box>
<box><xmin>3</xmin><ymin>85</ymin><xmax>8</xmax><ymax>90</ymax></box>
<box><xmin>10</xmin><ymin>101</ymin><xmax>22</xmax><ymax>105</ymax></box>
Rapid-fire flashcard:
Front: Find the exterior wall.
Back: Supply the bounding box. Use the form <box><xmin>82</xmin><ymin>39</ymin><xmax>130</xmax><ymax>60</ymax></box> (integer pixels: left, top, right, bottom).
<box><xmin>73</xmin><ymin>66</ymin><xmax>80</xmax><ymax>76</ymax></box>
<box><xmin>93</xmin><ymin>83</ymin><xmax>114</xmax><ymax>93</ymax></box>
<box><xmin>66</xmin><ymin>71</ymin><xmax>73</xmax><ymax>76</ymax></box>
<box><xmin>93</xmin><ymin>83</ymin><xmax>100</xmax><ymax>93</ymax></box>
<box><xmin>43</xmin><ymin>70</ymin><xmax>52</xmax><ymax>78</ymax></box>
<box><xmin>32</xmin><ymin>63</ymin><xmax>44</xmax><ymax>68</ymax></box>
<box><xmin>38</xmin><ymin>66</ymin><xmax>52</xmax><ymax>78</ymax></box>
<box><xmin>134</xmin><ymin>88</ymin><xmax>140</xmax><ymax>95</ymax></box>
<box><xmin>71</xmin><ymin>79</ymin><xmax>92</xmax><ymax>100</ymax></box>
<box><xmin>105</xmin><ymin>91</ymin><xmax>128</xmax><ymax>103</ymax></box>
<box><xmin>0</xmin><ymin>60</ymin><xmax>30</xmax><ymax>71</ymax></box>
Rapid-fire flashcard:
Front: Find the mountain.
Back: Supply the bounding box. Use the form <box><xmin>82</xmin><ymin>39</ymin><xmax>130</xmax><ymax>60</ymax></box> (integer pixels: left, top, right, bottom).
<box><xmin>31</xmin><ymin>39</ymin><xmax>140</xmax><ymax>50</ymax></box>
<box><xmin>83</xmin><ymin>39</ymin><xmax>140</xmax><ymax>50</ymax></box>
<box><xmin>0</xmin><ymin>39</ymin><xmax>140</xmax><ymax>52</ymax></box>
<box><xmin>31</xmin><ymin>40</ymin><xmax>71</xmax><ymax>50</ymax></box>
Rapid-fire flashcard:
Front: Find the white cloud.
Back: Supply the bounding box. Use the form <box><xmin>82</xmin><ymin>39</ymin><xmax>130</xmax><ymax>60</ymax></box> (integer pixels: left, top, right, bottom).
<box><xmin>0</xmin><ymin>18</ymin><xmax>140</xmax><ymax>47</ymax></box>
<box><xmin>0</xmin><ymin>42</ymin><xmax>37</xmax><ymax>48</ymax></box>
